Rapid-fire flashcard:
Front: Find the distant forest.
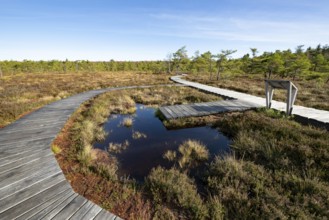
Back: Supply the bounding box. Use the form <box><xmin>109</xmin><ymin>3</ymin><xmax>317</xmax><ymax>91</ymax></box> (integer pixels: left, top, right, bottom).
<box><xmin>1</xmin><ymin>45</ymin><xmax>328</xmax><ymax>80</ymax></box>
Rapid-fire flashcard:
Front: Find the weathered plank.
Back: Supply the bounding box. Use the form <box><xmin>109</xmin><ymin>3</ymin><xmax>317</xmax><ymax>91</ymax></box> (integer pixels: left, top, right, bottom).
<box><xmin>0</xmin><ymin>165</ymin><xmax>62</xmax><ymax>199</ymax></box>
<box><xmin>26</xmin><ymin>192</ymin><xmax>76</xmax><ymax>220</ymax></box>
<box><xmin>0</xmin><ymin>150</ymin><xmax>52</xmax><ymax>170</ymax></box>
<box><xmin>69</xmin><ymin>200</ymin><xmax>97</xmax><ymax>220</ymax></box>
<box><xmin>51</xmin><ymin>195</ymin><xmax>87</xmax><ymax>219</ymax></box>
<box><xmin>169</xmin><ymin>106</ymin><xmax>185</xmax><ymax>118</ymax></box>
<box><xmin>15</xmin><ymin>188</ymin><xmax>72</xmax><ymax>220</ymax></box>
<box><xmin>73</xmin><ymin>204</ymin><xmax>103</xmax><ymax>220</ymax></box>
<box><xmin>160</xmin><ymin>99</ymin><xmax>256</xmax><ymax>120</ymax></box>
<box><xmin>0</xmin><ymin>121</ymin><xmax>64</xmax><ymax>134</ymax></box>
<box><xmin>158</xmin><ymin>107</ymin><xmax>172</xmax><ymax>119</ymax></box>
<box><xmin>0</xmin><ymin>138</ymin><xmax>53</xmax><ymax>154</ymax></box>
<box><xmin>0</xmin><ymin>127</ymin><xmax>60</xmax><ymax>143</ymax></box>
<box><xmin>0</xmin><ymin>135</ymin><xmax>57</xmax><ymax>146</ymax></box>
<box><xmin>39</xmin><ymin>194</ymin><xmax>79</xmax><ymax>219</ymax></box>
<box><xmin>94</xmin><ymin>209</ymin><xmax>119</xmax><ymax>220</ymax></box>
<box><xmin>0</xmin><ymin>154</ymin><xmax>55</xmax><ymax>175</ymax></box>
<box><xmin>0</xmin><ymin>180</ymin><xmax>70</xmax><ymax>219</ymax></box>
<box><xmin>0</xmin><ymin>146</ymin><xmax>49</xmax><ymax>161</ymax></box>
<box><xmin>0</xmin><ymin>173</ymin><xmax>66</xmax><ymax>213</ymax></box>
<box><xmin>165</xmin><ymin>106</ymin><xmax>180</xmax><ymax>118</ymax></box>
<box><xmin>180</xmin><ymin>105</ymin><xmax>199</xmax><ymax>116</ymax></box>
<box><xmin>0</xmin><ymin>157</ymin><xmax>58</xmax><ymax>186</ymax></box>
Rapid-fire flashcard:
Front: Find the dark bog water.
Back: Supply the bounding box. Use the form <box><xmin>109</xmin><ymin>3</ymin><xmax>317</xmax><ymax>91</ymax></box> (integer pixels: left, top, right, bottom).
<box><xmin>94</xmin><ymin>104</ymin><xmax>230</xmax><ymax>182</ymax></box>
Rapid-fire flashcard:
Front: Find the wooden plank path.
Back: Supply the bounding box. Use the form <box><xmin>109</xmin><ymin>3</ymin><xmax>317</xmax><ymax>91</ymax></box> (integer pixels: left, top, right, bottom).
<box><xmin>159</xmin><ymin>99</ymin><xmax>260</xmax><ymax>119</ymax></box>
<box><xmin>171</xmin><ymin>75</ymin><xmax>329</xmax><ymax>129</ymax></box>
<box><xmin>0</xmin><ymin>84</ymin><xmax>180</xmax><ymax>219</ymax></box>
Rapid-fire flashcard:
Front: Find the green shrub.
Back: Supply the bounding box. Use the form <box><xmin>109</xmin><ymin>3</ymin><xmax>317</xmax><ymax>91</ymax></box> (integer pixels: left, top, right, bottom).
<box><xmin>146</xmin><ymin>167</ymin><xmax>208</xmax><ymax>219</ymax></box>
<box><xmin>207</xmin><ymin>196</ymin><xmax>225</xmax><ymax>220</ymax></box>
<box><xmin>93</xmin><ymin>162</ymin><xmax>118</xmax><ymax>181</ymax></box>
<box><xmin>207</xmin><ymin>157</ymin><xmax>287</xmax><ymax>219</ymax></box>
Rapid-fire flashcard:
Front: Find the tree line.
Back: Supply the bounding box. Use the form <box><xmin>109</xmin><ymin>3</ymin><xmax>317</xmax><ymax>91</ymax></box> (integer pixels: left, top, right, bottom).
<box><xmin>0</xmin><ymin>44</ymin><xmax>328</xmax><ymax>80</ymax></box>
<box><xmin>168</xmin><ymin>44</ymin><xmax>329</xmax><ymax>80</ymax></box>
<box><xmin>0</xmin><ymin>60</ymin><xmax>168</xmax><ymax>75</ymax></box>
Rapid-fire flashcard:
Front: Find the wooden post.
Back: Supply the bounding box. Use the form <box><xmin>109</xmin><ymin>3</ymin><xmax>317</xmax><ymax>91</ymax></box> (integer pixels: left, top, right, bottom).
<box><xmin>265</xmin><ymin>81</ymin><xmax>270</xmax><ymax>108</ymax></box>
<box><xmin>265</xmin><ymin>81</ymin><xmax>274</xmax><ymax>108</ymax></box>
<box><xmin>291</xmin><ymin>87</ymin><xmax>298</xmax><ymax>108</ymax></box>
<box><xmin>287</xmin><ymin>82</ymin><xmax>292</xmax><ymax>115</ymax></box>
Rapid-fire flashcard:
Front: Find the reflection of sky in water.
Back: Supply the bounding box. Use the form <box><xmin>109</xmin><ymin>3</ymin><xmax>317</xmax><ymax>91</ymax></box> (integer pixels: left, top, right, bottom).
<box><xmin>94</xmin><ymin>104</ymin><xmax>231</xmax><ymax>182</ymax></box>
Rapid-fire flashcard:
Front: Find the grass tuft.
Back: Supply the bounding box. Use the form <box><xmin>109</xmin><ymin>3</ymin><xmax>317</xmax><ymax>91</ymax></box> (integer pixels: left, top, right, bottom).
<box><xmin>132</xmin><ymin>130</ymin><xmax>147</xmax><ymax>139</ymax></box>
<box><xmin>163</xmin><ymin>150</ymin><xmax>177</xmax><ymax>162</ymax></box>
<box><xmin>108</xmin><ymin>140</ymin><xmax>130</xmax><ymax>153</ymax></box>
<box><xmin>51</xmin><ymin>144</ymin><xmax>61</xmax><ymax>154</ymax></box>
<box><xmin>178</xmin><ymin>139</ymin><xmax>209</xmax><ymax>169</ymax></box>
<box><xmin>122</xmin><ymin>118</ymin><xmax>133</xmax><ymax>127</ymax></box>
<box><xmin>77</xmin><ymin>144</ymin><xmax>97</xmax><ymax>167</ymax></box>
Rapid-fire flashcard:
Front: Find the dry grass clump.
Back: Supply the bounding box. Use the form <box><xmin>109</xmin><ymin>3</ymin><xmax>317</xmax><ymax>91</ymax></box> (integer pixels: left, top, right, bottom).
<box><xmin>163</xmin><ymin>150</ymin><xmax>177</xmax><ymax>162</ymax></box>
<box><xmin>111</xmin><ymin>95</ymin><xmax>136</xmax><ymax>114</ymax></box>
<box><xmin>132</xmin><ymin>131</ymin><xmax>147</xmax><ymax>139</ymax></box>
<box><xmin>122</xmin><ymin>117</ymin><xmax>133</xmax><ymax>127</ymax></box>
<box><xmin>77</xmin><ymin>144</ymin><xmax>97</xmax><ymax>167</ymax></box>
<box><xmin>178</xmin><ymin>140</ymin><xmax>209</xmax><ymax>169</ymax></box>
<box><xmin>108</xmin><ymin>140</ymin><xmax>130</xmax><ymax>153</ymax></box>
<box><xmin>163</xmin><ymin>140</ymin><xmax>209</xmax><ymax>170</ymax></box>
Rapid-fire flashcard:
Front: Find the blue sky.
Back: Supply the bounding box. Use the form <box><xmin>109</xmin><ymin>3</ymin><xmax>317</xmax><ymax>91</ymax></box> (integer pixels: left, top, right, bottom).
<box><xmin>0</xmin><ymin>0</ymin><xmax>328</xmax><ymax>61</ymax></box>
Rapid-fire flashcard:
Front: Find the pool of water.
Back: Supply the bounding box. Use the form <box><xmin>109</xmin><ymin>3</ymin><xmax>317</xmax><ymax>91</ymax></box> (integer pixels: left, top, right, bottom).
<box><xmin>94</xmin><ymin>104</ymin><xmax>231</xmax><ymax>182</ymax></box>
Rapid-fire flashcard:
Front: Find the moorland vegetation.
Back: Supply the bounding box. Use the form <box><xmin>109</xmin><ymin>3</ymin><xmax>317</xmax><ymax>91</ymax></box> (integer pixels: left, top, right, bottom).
<box><xmin>53</xmin><ymin>87</ymin><xmax>329</xmax><ymax>219</ymax></box>
<box><xmin>1</xmin><ymin>44</ymin><xmax>329</xmax><ymax>219</ymax></box>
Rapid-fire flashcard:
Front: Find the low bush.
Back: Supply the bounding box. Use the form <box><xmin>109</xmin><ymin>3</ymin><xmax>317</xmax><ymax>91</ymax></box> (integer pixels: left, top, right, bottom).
<box><xmin>146</xmin><ymin>167</ymin><xmax>208</xmax><ymax>219</ymax></box>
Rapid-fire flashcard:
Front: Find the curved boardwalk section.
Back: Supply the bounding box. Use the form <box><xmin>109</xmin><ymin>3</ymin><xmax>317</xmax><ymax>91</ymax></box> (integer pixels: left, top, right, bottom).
<box><xmin>0</xmin><ymin>88</ymin><xmax>125</xmax><ymax>219</ymax></box>
<box><xmin>172</xmin><ymin>75</ymin><xmax>329</xmax><ymax>129</ymax></box>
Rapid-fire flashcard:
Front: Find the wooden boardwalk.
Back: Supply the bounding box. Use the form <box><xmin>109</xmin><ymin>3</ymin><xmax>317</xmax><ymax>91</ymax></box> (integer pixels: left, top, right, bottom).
<box><xmin>159</xmin><ymin>99</ymin><xmax>260</xmax><ymax>119</ymax></box>
<box><xmin>0</xmin><ymin>84</ymin><xmax>178</xmax><ymax>219</ymax></box>
<box><xmin>0</xmin><ymin>88</ymin><xmax>123</xmax><ymax>219</ymax></box>
<box><xmin>171</xmin><ymin>75</ymin><xmax>329</xmax><ymax>128</ymax></box>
